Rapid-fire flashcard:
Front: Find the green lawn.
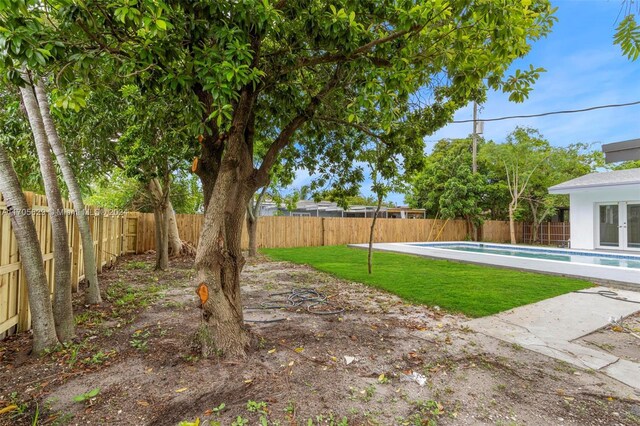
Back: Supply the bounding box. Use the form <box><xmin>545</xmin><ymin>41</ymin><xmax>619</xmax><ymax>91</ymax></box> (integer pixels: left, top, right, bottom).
<box><xmin>261</xmin><ymin>246</ymin><xmax>593</xmax><ymax>317</ymax></box>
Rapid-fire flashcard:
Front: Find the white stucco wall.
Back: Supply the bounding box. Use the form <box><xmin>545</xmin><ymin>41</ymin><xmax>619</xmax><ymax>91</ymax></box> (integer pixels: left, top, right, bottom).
<box><xmin>569</xmin><ymin>184</ymin><xmax>640</xmax><ymax>250</ymax></box>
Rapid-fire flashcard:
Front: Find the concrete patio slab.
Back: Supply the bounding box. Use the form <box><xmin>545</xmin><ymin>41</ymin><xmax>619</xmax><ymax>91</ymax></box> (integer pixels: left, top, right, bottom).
<box><xmin>466</xmin><ymin>287</ymin><xmax>640</xmax><ymax>391</ymax></box>
<box><xmin>604</xmin><ymin>359</ymin><xmax>640</xmax><ymax>390</ymax></box>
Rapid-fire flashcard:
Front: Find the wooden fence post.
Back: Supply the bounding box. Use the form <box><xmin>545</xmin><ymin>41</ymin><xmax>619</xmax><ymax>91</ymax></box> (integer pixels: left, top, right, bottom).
<box><xmin>70</xmin><ymin>213</ymin><xmax>80</xmax><ymax>292</ymax></box>
<box><xmin>136</xmin><ymin>213</ymin><xmax>143</xmax><ymax>254</ymax></box>
<box><xmin>2</xmin><ymin>193</ymin><xmax>135</xmax><ymax>336</ymax></box>
<box><xmin>16</xmin><ymin>192</ymin><xmax>33</xmax><ymax>332</ymax></box>
<box><xmin>120</xmin><ymin>214</ymin><xmax>125</xmax><ymax>255</ymax></box>
<box><xmin>96</xmin><ymin>209</ymin><xmax>103</xmax><ymax>274</ymax></box>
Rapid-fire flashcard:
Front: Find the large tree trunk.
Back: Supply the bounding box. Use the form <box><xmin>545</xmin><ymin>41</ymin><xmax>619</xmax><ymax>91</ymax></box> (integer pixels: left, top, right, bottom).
<box><xmin>368</xmin><ymin>195</ymin><xmax>383</xmax><ymax>274</ymax></box>
<box><xmin>190</xmin><ymin>64</ymin><xmax>338</xmax><ymax>357</ymax></box>
<box><xmin>20</xmin><ymin>76</ymin><xmax>75</xmax><ymax>342</ymax></box>
<box><xmin>0</xmin><ymin>145</ymin><xmax>59</xmax><ymax>354</ymax></box>
<box><xmin>33</xmin><ymin>81</ymin><xmax>102</xmax><ymax>304</ymax></box>
<box><xmin>508</xmin><ymin>203</ymin><xmax>517</xmax><ymax>245</ymax></box>
<box><xmin>191</xmin><ymin>87</ymin><xmax>251</xmax><ymax>358</ymax></box>
<box><xmin>194</xmin><ymin>159</ymin><xmax>251</xmax><ymax>358</ymax></box>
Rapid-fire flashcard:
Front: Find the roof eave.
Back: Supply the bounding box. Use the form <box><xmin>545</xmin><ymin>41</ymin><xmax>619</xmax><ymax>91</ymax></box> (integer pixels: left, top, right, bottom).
<box><xmin>548</xmin><ymin>181</ymin><xmax>640</xmax><ymax>194</ymax></box>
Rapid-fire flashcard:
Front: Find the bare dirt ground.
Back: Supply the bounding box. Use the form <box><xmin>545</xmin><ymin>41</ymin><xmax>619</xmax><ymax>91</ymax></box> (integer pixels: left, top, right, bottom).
<box><xmin>576</xmin><ymin>312</ymin><xmax>640</xmax><ymax>365</ymax></box>
<box><xmin>1</xmin><ymin>254</ymin><xmax>640</xmax><ymax>426</ymax></box>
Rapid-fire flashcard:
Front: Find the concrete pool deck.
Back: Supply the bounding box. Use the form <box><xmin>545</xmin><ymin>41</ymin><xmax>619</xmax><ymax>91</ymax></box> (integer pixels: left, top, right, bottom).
<box><xmin>465</xmin><ymin>288</ymin><xmax>640</xmax><ymax>392</ymax></box>
<box><xmin>349</xmin><ymin>242</ymin><xmax>640</xmax><ymax>287</ymax></box>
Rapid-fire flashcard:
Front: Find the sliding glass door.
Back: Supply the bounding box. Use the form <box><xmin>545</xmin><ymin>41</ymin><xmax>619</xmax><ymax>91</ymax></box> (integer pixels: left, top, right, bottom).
<box><xmin>599</xmin><ymin>204</ymin><xmax>619</xmax><ymax>247</ymax></box>
<box><xmin>628</xmin><ymin>203</ymin><xmax>640</xmax><ymax>249</ymax></box>
<box><xmin>598</xmin><ymin>202</ymin><xmax>640</xmax><ymax>250</ymax></box>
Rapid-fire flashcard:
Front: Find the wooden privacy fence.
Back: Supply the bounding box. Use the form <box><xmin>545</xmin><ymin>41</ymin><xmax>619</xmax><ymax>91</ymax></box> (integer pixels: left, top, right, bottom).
<box><xmin>522</xmin><ymin>222</ymin><xmax>571</xmax><ymax>246</ymax></box>
<box><xmin>0</xmin><ymin>191</ymin><xmax>562</xmax><ymax>338</ymax></box>
<box><xmin>128</xmin><ymin>214</ymin><xmax>528</xmax><ymax>253</ymax></box>
<box><xmin>0</xmin><ymin>192</ymin><xmax>127</xmax><ymax>336</ymax></box>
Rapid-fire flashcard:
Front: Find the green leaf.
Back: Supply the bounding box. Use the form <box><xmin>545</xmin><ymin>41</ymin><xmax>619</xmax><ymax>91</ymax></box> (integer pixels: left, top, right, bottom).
<box><xmin>614</xmin><ymin>15</ymin><xmax>640</xmax><ymax>61</ymax></box>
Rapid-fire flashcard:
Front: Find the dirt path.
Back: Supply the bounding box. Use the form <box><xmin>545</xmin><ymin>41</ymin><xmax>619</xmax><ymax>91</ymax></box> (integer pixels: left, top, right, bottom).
<box><xmin>1</xmin><ymin>254</ymin><xmax>639</xmax><ymax>425</ymax></box>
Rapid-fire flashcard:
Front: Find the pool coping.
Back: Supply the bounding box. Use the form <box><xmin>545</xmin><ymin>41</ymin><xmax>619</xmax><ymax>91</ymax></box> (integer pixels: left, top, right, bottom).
<box><xmin>411</xmin><ymin>242</ymin><xmax>640</xmax><ymax>261</ymax></box>
<box><xmin>348</xmin><ymin>242</ymin><xmax>640</xmax><ymax>288</ymax></box>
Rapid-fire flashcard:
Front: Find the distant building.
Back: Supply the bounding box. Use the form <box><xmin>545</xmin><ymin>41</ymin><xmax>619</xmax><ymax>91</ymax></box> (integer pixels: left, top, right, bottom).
<box><xmin>259</xmin><ymin>200</ymin><xmax>425</xmax><ymax>219</ymax></box>
<box><xmin>549</xmin><ymin>168</ymin><xmax>640</xmax><ymax>251</ymax></box>
<box><xmin>602</xmin><ymin>138</ymin><xmax>640</xmax><ymax>163</ymax></box>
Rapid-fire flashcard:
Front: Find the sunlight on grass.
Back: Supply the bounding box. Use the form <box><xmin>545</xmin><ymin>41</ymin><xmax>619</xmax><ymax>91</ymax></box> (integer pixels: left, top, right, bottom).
<box><xmin>262</xmin><ymin>246</ymin><xmax>593</xmax><ymax>317</ymax></box>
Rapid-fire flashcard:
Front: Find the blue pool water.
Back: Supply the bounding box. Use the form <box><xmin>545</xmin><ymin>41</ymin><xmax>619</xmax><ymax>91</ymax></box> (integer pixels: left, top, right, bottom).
<box><xmin>410</xmin><ymin>243</ymin><xmax>640</xmax><ymax>269</ymax></box>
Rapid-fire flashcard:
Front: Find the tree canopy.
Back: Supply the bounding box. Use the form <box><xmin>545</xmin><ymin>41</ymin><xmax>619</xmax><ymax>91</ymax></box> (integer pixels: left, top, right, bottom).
<box><xmin>407</xmin><ymin>127</ymin><xmax>604</xmax><ymax>241</ymax></box>
<box><xmin>0</xmin><ymin>0</ymin><xmax>558</xmax><ymax>357</ymax></box>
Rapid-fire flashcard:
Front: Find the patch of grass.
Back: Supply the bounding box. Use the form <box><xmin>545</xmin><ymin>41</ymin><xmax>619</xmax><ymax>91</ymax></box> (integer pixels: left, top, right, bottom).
<box><xmin>105</xmin><ymin>280</ymin><xmax>166</xmax><ymax>317</ymax></box>
<box><xmin>130</xmin><ymin>329</ymin><xmax>152</xmax><ymax>351</ymax></box>
<box><xmin>82</xmin><ymin>349</ymin><xmax>117</xmax><ymax>366</ymax></box>
<box><xmin>124</xmin><ymin>260</ymin><xmax>150</xmax><ymax>270</ymax></box>
<box><xmin>53</xmin><ymin>339</ymin><xmax>94</xmax><ymax>368</ymax></box>
<box><xmin>74</xmin><ymin>310</ymin><xmax>104</xmax><ymax>326</ymax></box>
<box><xmin>262</xmin><ymin>246</ymin><xmax>592</xmax><ymax>317</ymax></box>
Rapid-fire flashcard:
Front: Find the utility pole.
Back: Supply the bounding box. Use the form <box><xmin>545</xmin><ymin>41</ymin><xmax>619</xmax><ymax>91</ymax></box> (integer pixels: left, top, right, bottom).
<box><xmin>472</xmin><ymin>101</ymin><xmax>478</xmax><ymax>174</ymax></box>
<box><xmin>471</xmin><ymin>102</ymin><xmax>482</xmax><ymax>242</ymax></box>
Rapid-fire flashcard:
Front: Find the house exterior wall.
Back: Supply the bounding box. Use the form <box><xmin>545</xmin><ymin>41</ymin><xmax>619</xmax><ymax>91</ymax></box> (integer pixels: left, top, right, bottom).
<box><xmin>569</xmin><ymin>184</ymin><xmax>640</xmax><ymax>249</ymax></box>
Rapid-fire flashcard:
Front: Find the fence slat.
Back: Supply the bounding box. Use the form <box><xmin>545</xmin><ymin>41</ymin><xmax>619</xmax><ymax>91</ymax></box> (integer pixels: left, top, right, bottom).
<box><xmin>129</xmin><ymin>215</ymin><xmax>536</xmax><ymax>253</ymax></box>
<box><xmin>0</xmin><ymin>192</ymin><xmax>128</xmax><ymax>336</ymax></box>
<box><xmin>0</xmin><ymin>189</ymin><xmax>567</xmax><ymax>337</ymax></box>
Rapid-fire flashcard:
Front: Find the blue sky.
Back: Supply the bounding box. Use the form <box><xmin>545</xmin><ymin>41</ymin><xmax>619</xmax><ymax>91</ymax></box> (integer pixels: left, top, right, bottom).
<box><xmin>291</xmin><ymin>1</ymin><xmax>640</xmax><ymax>204</ymax></box>
<box><xmin>430</xmin><ymin>0</ymin><xmax>640</xmax><ymax>148</ymax></box>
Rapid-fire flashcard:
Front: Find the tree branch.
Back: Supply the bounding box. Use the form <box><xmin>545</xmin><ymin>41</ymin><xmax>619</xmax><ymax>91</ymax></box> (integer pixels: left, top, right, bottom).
<box><xmin>315</xmin><ymin>115</ymin><xmax>390</xmax><ymax>145</ymax></box>
<box><xmin>279</xmin><ymin>24</ymin><xmax>424</xmax><ymax>76</ymax></box>
<box><xmin>252</xmin><ymin>183</ymin><xmax>270</xmax><ymax>218</ymax></box>
<box><xmin>254</xmin><ymin>67</ymin><xmax>342</xmax><ymax>186</ymax></box>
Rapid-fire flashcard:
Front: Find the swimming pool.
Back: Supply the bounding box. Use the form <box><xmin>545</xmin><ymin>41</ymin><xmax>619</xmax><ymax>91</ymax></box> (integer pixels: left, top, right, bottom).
<box><xmin>410</xmin><ymin>243</ymin><xmax>640</xmax><ymax>269</ymax></box>
<box><xmin>348</xmin><ymin>242</ymin><xmax>640</xmax><ymax>286</ymax></box>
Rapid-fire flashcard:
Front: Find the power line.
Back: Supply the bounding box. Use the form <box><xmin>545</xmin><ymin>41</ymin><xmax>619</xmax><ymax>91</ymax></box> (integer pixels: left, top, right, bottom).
<box><xmin>451</xmin><ymin>100</ymin><xmax>640</xmax><ymax>123</ymax></box>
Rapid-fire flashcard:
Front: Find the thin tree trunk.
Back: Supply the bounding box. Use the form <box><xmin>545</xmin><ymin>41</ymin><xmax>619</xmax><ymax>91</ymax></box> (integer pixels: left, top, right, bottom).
<box><xmin>246</xmin><ymin>213</ymin><xmax>258</xmax><ymax>257</ymax></box>
<box><xmin>20</xmin><ymin>75</ymin><xmax>75</xmax><ymax>342</ymax></box>
<box><xmin>148</xmin><ymin>178</ymin><xmax>172</xmax><ymax>269</ymax></box>
<box><xmin>246</xmin><ymin>200</ymin><xmax>257</xmax><ymax>258</ymax></box>
<box><xmin>149</xmin><ymin>178</ymin><xmax>182</xmax><ymax>256</ymax></box>
<box><xmin>0</xmin><ymin>145</ymin><xmax>59</xmax><ymax>354</ymax></box>
<box><xmin>33</xmin><ymin>81</ymin><xmax>102</xmax><ymax>304</ymax></box>
<box><xmin>166</xmin><ymin>198</ymin><xmax>182</xmax><ymax>255</ymax></box>
<box><xmin>528</xmin><ymin>199</ymin><xmax>538</xmax><ymax>243</ymax></box>
<box><xmin>246</xmin><ymin>185</ymin><xmax>268</xmax><ymax>258</ymax></box>
<box><xmin>508</xmin><ymin>203</ymin><xmax>517</xmax><ymax>245</ymax></box>
<box><xmin>368</xmin><ymin>195</ymin><xmax>383</xmax><ymax>274</ymax></box>
<box><xmin>153</xmin><ymin>203</ymin><xmax>169</xmax><ymax>270</ymax></box>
